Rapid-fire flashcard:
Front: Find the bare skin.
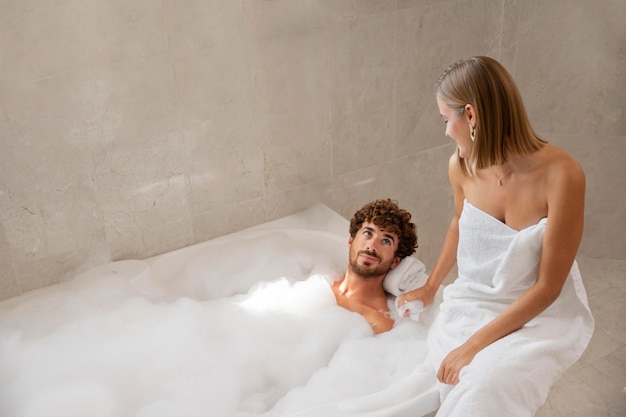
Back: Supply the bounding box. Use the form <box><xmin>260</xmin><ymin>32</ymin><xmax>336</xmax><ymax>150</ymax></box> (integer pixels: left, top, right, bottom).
<box><xmin>332</xmin><ymin>222</ymin><xmax>402</xmax><ymax>334</ymax></box>
<box><xmin>399</xmin><ymin>101</ymin><xmax>586</xmax><ymax>384</ymax></box>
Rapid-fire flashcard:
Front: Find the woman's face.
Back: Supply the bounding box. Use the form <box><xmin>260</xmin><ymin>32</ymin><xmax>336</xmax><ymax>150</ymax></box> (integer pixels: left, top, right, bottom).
<box><xmin>437</xmin><ymin>97</ymin><xmax>473</xmax><ymax>158</ymax></box>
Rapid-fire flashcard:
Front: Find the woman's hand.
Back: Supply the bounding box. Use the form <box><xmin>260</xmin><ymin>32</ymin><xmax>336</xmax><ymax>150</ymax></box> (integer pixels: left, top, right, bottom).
<box><xmin>437</xmin><ymin>342</ymin><xmax>480</xmax><ymax>385</ymax></box>
<box><xmin>397</xmin><ymin>283</ymin><xmax>437</xmax><ymax>316</ymax></box>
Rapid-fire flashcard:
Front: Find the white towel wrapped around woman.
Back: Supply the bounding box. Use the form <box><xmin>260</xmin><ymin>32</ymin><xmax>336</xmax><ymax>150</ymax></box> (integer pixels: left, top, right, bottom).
<box><xmin>429</xmin><ymin>200</ymin><xmax>594</xmax><ymax>417</ymax></box>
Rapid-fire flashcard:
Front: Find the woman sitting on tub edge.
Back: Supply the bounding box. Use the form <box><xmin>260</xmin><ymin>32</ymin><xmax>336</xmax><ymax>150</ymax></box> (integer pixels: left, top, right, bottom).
<box><xmin>398</xmin><ymin>56</ymin><xmax>594</xmax><ymax>417</ymax></box>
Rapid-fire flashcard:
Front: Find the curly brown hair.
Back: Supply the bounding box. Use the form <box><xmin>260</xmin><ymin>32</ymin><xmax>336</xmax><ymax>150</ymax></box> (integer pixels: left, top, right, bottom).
<box><xmin>349</xmin><ymin>199</ymin><xmax>418</xmax><ymax>258</ymax></box>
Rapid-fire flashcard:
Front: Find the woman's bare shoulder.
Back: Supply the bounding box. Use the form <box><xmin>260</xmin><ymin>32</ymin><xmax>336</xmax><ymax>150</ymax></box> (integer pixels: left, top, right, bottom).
<box><xmin>533</xmin><ymin>144</ymin><xmax>585</xmax><ymax>211</ymax></box>
<box><xmin>540</xmin><ymin>144</ymin><xmax>585</xmax><ymax>184</ymax></box>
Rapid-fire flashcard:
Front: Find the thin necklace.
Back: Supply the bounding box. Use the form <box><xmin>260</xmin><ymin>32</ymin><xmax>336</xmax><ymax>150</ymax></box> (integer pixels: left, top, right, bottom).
<box><xmin>495</xmin><ymin>166</ymin><xmax>512</xmax><ymax>186</ymax></box>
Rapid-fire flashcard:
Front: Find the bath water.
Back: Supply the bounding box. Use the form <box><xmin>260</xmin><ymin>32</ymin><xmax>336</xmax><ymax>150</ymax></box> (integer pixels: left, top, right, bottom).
<box><xmin>0</xmin><ymin>232</ymin><xmax>431</xmax><ymax>417</ymax></box>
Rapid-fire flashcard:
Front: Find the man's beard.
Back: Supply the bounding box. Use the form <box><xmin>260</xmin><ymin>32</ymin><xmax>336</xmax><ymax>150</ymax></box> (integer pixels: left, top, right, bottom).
<box><xmin>349</xmin><ymin>250</ymin><xmax>395</xmax><ymax>279</ymax></box>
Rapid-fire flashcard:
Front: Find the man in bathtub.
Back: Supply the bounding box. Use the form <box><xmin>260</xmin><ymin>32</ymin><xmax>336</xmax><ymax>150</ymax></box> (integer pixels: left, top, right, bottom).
<box><xmin>332</xmin><ymin>199</ymin><xmax>419</xmax><ymax>334</ymax></box>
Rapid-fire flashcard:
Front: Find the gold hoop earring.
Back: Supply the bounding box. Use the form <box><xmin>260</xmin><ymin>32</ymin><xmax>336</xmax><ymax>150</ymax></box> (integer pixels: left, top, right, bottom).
<box><xmin>470</xmin><ymin>124</ymin><xmax>476</xmax><ymax>142</ymax></box>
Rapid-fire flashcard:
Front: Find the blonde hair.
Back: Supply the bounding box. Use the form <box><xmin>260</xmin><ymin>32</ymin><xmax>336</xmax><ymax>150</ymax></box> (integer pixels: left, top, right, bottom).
<box><xmin>436</xmin><ymin>56</ymin><xmax>546</xmax><ymax>175</ymax></box>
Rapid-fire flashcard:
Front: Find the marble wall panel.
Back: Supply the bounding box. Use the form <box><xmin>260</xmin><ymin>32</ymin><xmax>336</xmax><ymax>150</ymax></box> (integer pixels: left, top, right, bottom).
<box><xmin>91</xmin><ymin>53</ymin><xmax>191</xmax><ymax>259</ymax></box>
<box><xmin>191</xmin><ymin>198</ymin><xmax>267</xmax><ymax>245</ymax></box>
<box><xmin>498</xmin><ymin>0</ymin><xmax>521</xmax><ymax>71</ymax></box>
<box><xmin>0</xmin><ymin>226</ymin><xmax>19</xmax><ymax>298</ymax></box>
<box><xmin>559</xmin><ymin>133</ymin><xmax>626</xmax><ymax>259</ymax></box>
<box><xmin>0</xmin><ymin>96</ymin><xmax>17</xmax><ymax>298</ymax></box>
<box><xmin>245</xmin><ymin>0</ymin><xmax>324</xmax><ymax>36</ymax></box>
<box><xmin>250</xmin><ymin>28</ymin><xmax>332</xmax><ymax>193</ymax></box>
<box><xmin>243</xmin><ymin>2</ymin><xmax>331</xmax><ymax>195</ymax></box>
<box><xmin>87</xmin><ymin>0</ymin><xmax>169</xmax><ymax>66</ymax></box>
<box><xmin>0</xmin><ymin>0</ymin><xmax>93</xmax><ymax>92</ymax></box>
<box><xmin>511</xmin><ymin>0</ymin><xmax>626</xmax><ymax>259</ymax></box>
<box><xmin>166</xmin><ymin>0</ymin><xmax>264</xmax><ymax>214</ymax></box>
<box><xmin>0</xmin><ymin>0</ymin><xmax>623</xmax><ymax>299</ymax></box>
<box><xmin>0</xmin><ymin>264</ymin><xmax>19</xmax><ymax>299</ymax></box>
<box><xmin>0</xmin><ymin>68</ymin><xmax>110</xmax><ymax>292</ymax></box>
<box><xmin>261</xmin><ymin>179</ymin><xmax>337</xmax><ymax>221</ymax></box>
<box><xmin>330</xmin><ymin>161</ymin><xmax>412</xmax><ymax>219</ymax></box>
<box><xmin>395</xmin><ymin>0</ymin><xmax>503</xmax><ymax>157</ymax></box>
<box><xmin>318</xmin><ymin>0</ymin><xmax>397</xmax><ymax>20</ymax></box>
<box><xmin>328</xmin><ymin>12</ymin><xmax>397</xmax><ymax>176</ymax></box>
<box><xmin>398</xmin><ymin>0</ymin><xmax>448</xmax><ymax>10</ymax></box>
<box><xmin>512</xmin><ymin>0</ymin><xmax>626</xmax><ymax>137</ymax></box>
<box><xmin>182</xmin><ymin>105</ymin><xmax>264</xmax><ymax>215</ymax></box>
<box><xmin>93</xmin><ymin>54</ymin><xmax>178</xmax><ymax>140</ymax></box>
<box><xmin>395</xmin><ymin>144</ymin><xmax>455</xmax><ymax>268</ymax></box>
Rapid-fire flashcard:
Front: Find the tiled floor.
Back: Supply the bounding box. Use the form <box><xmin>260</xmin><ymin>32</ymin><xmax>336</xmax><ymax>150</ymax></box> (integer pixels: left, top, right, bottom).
<box><xmin>536</xmin><ymin>255</ymin><xmax>626</xmax><ymax>417</ymax></box>
<box><xmin>425</xmin><ymin>255</ymin><xmax>626</xmax><ymax>417</ymax></box>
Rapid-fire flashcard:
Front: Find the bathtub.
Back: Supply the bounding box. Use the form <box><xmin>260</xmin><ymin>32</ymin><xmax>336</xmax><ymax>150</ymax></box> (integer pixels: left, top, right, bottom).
<box><xmin>0</xmin><ymin>204</ymin><xmax>440</xmax><ymax>417</ymax></box>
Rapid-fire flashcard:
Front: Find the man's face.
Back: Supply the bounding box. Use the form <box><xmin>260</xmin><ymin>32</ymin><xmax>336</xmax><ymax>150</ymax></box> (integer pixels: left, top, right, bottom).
<box><xmin>348</xmin><ymin>221</ymin><xmax>401</xmax><ymax>279</ymax></box>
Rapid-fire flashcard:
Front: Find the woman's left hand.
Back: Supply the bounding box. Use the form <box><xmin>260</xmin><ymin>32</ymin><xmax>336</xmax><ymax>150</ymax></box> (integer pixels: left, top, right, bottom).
<box><xmin>437</xmin><ymin>342</ymin><xmax>480</xmax><ymax>385</ymax></box>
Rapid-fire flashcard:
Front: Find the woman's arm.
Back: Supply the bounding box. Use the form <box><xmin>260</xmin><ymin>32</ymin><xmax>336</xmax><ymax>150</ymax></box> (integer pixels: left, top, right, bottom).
<box><xmin>437</xmin><ymin>153</ymin><xmax>586</xmax><ymax>385</ymax></box>
<box><xmin>399</xmin><ymin>153</ymin><xmax>465</xmax><ymax>308</ymax></box>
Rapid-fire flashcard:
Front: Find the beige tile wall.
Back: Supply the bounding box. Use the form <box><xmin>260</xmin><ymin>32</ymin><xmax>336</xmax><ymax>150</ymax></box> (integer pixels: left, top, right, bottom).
<box><xmin>0</xmin><ymin>0</ymin><xmax>624</xmax><ymax>300</ymax></box>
